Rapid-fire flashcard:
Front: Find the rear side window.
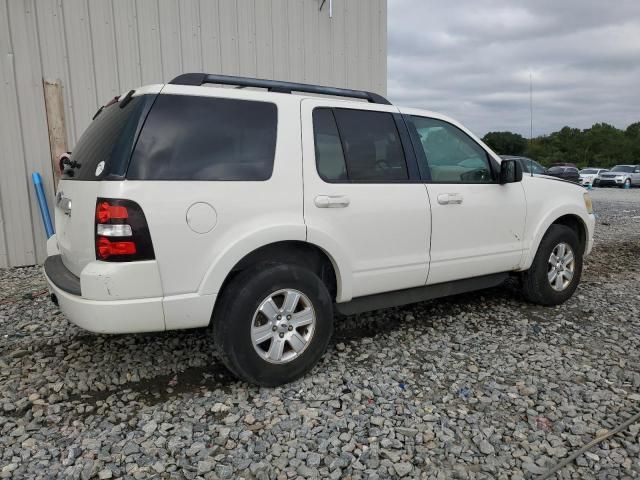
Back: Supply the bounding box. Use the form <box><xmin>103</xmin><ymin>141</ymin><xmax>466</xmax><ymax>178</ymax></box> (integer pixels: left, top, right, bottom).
<box><xmin>63</xmin><ymin>96</ymin><xmax>148</xmax><ymax>180</ymax></box>
<box><xmin>127</xmin><ymin>95</ymin><xmax>277</xmax><ymax>181</ymax></box>
<box><xmin>312</xmin><ymin>107</ymin><xmax>408</xmax><ymax>183</ymax></box>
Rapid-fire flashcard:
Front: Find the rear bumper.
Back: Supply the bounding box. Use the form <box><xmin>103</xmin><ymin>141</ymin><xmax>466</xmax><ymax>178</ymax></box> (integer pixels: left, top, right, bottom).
<box><xmin>43</xmin><ymin>253</ymin><xmax>216</xmax><ymax>333</ymax></box>
<box><xmin>44</xmin><ymin>254</ymin><xmax>165</xmax><ymax>333</ymax></box>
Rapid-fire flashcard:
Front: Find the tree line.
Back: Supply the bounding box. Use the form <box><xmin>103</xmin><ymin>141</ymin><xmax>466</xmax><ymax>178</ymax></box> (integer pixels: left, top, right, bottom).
<box><xmin>482</xmin><ymin>122</ymin><xmax>640</xmax><ymax>168</ymax></box>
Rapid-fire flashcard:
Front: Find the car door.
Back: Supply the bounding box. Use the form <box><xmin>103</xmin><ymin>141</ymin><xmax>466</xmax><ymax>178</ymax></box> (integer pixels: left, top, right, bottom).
<box><xmin>403</xmin><ymin>114</ymin><xmax>526</xmax><ymax>285</ymax></box>
<box><xmin>633</xmin><ymin>165</ymin><xmax>640</xmax><ymax>185</ymax></box>
<box><xmin>301</xmin><ymin>99</ymin><xmax>431</xmax><ymax>301</ymax></box>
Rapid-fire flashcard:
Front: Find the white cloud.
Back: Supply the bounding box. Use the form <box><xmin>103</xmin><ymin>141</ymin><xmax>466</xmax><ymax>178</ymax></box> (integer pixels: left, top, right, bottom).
<box><xmin>388</xmin><ymin>0</ymin><xmax>640</xmax><ymax>136</ymax></box>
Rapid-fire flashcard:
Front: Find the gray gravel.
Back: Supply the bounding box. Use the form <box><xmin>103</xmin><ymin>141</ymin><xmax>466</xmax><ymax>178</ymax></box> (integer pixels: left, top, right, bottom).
<box><xmin>1</xmin><ymin>188</ymin><xmax>639</xmax><ymax>479</ymax></box>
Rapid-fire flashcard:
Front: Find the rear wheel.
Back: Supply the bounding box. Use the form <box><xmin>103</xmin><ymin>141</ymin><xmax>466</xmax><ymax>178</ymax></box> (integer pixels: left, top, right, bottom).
<box><xmin>212</xmin><ymin>263</ymin><xmax>333</xmax><ymax>386</ymax></box>
<box><xmin>521</xmin><ymin>224</ymin><xmax>582</xmax><ymax>305</ymax></box>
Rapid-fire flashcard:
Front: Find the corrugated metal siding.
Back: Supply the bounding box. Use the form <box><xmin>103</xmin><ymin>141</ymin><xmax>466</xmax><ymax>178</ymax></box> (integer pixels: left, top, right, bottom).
<box><xmin>0</xmin><ymin>0</ymin><xmax>387</xmax><ymax>267</ymax></box>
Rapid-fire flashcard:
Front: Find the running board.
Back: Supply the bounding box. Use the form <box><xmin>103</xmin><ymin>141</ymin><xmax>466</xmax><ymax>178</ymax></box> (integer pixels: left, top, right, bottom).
<box><xmin>335</xmin><ymin>272</ymin><xmax>509</xmax><ymax>316</ymax></box>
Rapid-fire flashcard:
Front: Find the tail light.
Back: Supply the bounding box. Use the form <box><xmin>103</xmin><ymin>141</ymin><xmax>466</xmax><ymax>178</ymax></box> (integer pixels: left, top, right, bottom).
<box><xmin>95</xmin><ymin>198</ymin><xmax>155</xmax><ymax>262</ymax></box>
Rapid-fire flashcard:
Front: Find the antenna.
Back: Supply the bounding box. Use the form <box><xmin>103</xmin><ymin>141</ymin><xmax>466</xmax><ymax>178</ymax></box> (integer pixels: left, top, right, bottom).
<box><xmin>529</xmin><ymin>72</ymin><xmax>533</xmax><ymax>141</ymax></box>
<box><xmin>529</xmin><ymin>72</ymin><xmax>534</xmax><ymax>176</ymax></box>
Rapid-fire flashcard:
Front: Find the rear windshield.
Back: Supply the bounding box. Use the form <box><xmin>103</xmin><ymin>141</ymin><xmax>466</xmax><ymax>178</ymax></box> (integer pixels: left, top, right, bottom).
<box><xmin>127</xmin><ymin>94</ymin><xmax>277</xmax><ymax>181</ymax></box>
<box><xmin>62</xmin><ymin>95</ymin><xmax>151</xmax><ymax>180</ymax></box>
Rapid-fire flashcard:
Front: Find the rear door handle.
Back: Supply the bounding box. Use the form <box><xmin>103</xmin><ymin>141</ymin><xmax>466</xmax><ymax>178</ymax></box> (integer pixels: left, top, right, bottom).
<box><xmin>315</xmin><ymin>195</ymin><xmax>350</xmax><ymax>208</ymax></box>
<box><xmin>437</xmin><ymin>193</ymin><xmax>463</xmax><ymax>205</ymax></box>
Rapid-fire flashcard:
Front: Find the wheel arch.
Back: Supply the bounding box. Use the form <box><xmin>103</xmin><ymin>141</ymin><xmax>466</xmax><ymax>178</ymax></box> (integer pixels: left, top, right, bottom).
<box><xmin>199</xmin><ymin>236</ymin><xmax>348</xmax><ymax>312</ymax></box>
<box><xmin>218</xmin><ymin>240</ymin><xmax>341</xmax><ymax>300</ymax></box>
<box><xmin>525</xmin><ymin>211</ymin><xmax>589</xmax><ymax>269</ymax></box>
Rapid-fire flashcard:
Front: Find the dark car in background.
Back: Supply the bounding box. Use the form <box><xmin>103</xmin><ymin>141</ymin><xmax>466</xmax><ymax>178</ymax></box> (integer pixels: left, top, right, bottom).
<box><xmin>547</xmin><ymin>166</ymin><xmax>580</xmax><ymax>183</ymax></box>
<box><xmin>500</xmin><ymin>155</ymin><xmax>548</xmax><ymax>175</ymax></box>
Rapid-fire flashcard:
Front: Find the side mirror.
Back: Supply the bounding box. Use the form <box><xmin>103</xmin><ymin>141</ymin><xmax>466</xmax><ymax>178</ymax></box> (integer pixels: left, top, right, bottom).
<box><xmin>499</xmin><ymin>159</ymin><xmax>523</xmax><ymax>184</ymax></box>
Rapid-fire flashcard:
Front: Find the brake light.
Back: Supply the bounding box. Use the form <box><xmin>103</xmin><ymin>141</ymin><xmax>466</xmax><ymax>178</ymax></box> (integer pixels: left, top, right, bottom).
<box><xmin>96</xmin><ymin>201</ymin><xmax>129</xmax><ymax>223</ymax></box>
<box><xmin>97</xmin><ymin>237</ymin><xmax>137</xmax><ymax>257</ymax></box>
<box><xmin>95</xmin><ymin>198</ymin><xmax>154</xmax><ymax>262</ymax></box>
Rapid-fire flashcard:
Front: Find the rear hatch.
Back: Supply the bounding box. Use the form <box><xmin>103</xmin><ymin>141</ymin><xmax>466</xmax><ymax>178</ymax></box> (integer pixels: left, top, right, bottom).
<box><xmin>55</xmin><ymin>91</ymin><xmax>158</xmax><ymax>277</ymax></box>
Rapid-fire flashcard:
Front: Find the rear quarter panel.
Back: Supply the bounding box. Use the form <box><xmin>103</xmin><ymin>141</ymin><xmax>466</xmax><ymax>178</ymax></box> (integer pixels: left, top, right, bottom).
<box><xmin>107</xmin><ymin>86</ymin><xmax>306</xmax><ymax>298</ymax></box>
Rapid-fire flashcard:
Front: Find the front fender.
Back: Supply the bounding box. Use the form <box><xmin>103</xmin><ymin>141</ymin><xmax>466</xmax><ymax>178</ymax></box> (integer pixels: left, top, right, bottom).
<box><xmin>523</xmin><ymin>206</ymin><xmax>595</xmax><ymax>269</ymax></box>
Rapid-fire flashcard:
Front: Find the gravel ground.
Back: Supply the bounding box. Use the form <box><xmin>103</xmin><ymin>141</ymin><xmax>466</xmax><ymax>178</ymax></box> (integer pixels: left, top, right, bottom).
<box><xmin>1</xmin><ymin>188</ymin><xmax>639</xmax><ymax>480</ymax></box>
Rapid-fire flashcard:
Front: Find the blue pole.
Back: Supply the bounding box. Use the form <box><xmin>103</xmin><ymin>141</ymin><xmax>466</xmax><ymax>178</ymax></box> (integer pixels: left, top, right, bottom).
<box><xmin>31</xmin><ymin>172</ymin><xmax>55</xmax><ymax>238</ymax></box>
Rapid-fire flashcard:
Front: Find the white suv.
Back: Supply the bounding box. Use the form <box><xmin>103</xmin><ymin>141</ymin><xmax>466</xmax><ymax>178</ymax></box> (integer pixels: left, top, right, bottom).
<box><xmin>44</xmin><ymin>74</ymin><xmax>595</xmax><ymax>386</ymax></box>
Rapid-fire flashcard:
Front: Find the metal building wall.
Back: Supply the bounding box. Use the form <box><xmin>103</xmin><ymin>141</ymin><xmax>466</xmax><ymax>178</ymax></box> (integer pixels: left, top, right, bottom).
<box><xmin>0</xmin><ymin>0</ymin><xmax>387</xmax><ymax>267</ymax></box>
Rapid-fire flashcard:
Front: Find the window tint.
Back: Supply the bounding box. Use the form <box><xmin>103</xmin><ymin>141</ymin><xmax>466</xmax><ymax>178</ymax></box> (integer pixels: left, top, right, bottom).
<box><xmin>313</xmin><ymin>109</ymin><xmax>347</xmax><ymax>181</ymax></box>
<box><xmin>128</xmin><ymin>95</ymin><xmax>277</xmax><ymax>180</ymax></box>
<box><xmin>64</xmin><ymin>96</ymin><xmax>148</xmax><ymax>180</ymax></box>
<box><xmin>408</xmin><ymin>116</ymin><xmax>493</xmax><ymax>183</ymax></box>
<box><xmin>329</xmin><ymin>108</ymin><xmax>408</xmax><ymax>182</ymax></box>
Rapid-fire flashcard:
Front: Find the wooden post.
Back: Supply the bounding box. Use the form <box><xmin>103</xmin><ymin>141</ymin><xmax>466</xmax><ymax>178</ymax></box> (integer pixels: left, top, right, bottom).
<box><xmin>43</xmin><ymin>79</ymin><xmax>68</xmax><ymax>190</ymax></box>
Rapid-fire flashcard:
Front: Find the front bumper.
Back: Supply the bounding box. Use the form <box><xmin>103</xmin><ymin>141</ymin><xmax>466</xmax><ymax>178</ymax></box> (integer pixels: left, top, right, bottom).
<box><xmin>44</xmin><ymin>254</ymin><xmax>165</xmax><ymax>333</ymax></box>
<box><xmin>598</xmin><ymin>178</ymin><xmax>624</xmax><ymax>186</ymax></box>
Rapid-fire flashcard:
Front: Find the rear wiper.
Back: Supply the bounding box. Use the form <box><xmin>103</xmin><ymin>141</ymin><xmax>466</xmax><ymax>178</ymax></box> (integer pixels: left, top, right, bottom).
<box><xmin>60</xmin><ymin>152</ymin><xmax>82</xmax><ymax>176</ymax></box>
<box><xmin>92</xmin><ymin>105</ymin><xmax>104</xmax><ymax>120</ymax></box>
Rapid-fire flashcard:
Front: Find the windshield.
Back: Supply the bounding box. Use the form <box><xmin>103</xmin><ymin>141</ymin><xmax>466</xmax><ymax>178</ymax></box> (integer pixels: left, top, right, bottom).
<box><xmin>548</xmin><ymin>166</ymin><xmax>564</xmax><ymax>173</ymax></box>
<box><xmin>580</xmin><ymin>169</ymin><xmax>598</xmax><ymax>174</ymax></box>
<box><xmin>520</xmin><ymin>157</ymin><xmax>546</xmax><ymax>173</ymax></box>
<box><xmin>610</xmin><ymin>165</ymin><xmax>633</xmax><ymax>173</ymax></box>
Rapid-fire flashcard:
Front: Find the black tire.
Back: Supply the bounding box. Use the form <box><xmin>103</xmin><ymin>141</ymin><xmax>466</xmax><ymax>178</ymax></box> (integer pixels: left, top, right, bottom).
<box><xmin>212</xmin><ymin>263</ymin><xmax>333</xmax><ymax>386</ymax></box>
<box><xmin>621</xmin><ymin>178</ymin><xmax>631</xmax><ymax>189</ymax></box>
<box><xmin>521</xmin><ymin>224</ymin><xmax>582</xmax><ymax>306</ymax></box>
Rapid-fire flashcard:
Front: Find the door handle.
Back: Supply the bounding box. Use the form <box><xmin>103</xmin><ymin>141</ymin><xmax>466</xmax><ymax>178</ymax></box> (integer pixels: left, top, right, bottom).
<box><xmin>437</xmin><ymin>193</ymin><xmax>463</xmax><ymax>205</ymax></box>
<box><xmin>315</xmin><ymin>195</ymin><xmax>350</xmax><ymax>208</ymax></box>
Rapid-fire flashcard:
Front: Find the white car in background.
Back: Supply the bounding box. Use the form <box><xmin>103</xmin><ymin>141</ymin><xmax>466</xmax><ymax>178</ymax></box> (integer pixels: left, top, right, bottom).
<box><xmin>579</xmin><ymin>168</ymin><xmax>608</xmax><ymax>187</ymax></box>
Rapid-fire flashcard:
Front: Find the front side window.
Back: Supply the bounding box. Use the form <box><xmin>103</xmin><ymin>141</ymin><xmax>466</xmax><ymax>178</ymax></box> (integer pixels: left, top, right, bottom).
<box><xmin>312</xmin><ymin>107</ymin><xmax>409</xmax><ymax>183</ymax></box>
<box><xmin>408</xmin><ymin>116</ymin><xmax>493</xmax><ymax>183</ymax></box>
<box><xmin>128</xmin><ymin>95</ymin><xmax>277</xmax><ymax>180</ymax></box>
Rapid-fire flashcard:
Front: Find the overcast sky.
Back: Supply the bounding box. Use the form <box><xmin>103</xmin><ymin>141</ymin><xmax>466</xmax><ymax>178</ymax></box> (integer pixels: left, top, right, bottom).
<box><xmin>387</xmin><ymin>0</ymin><xmax>640</xmax><ymax>137</ymax></box>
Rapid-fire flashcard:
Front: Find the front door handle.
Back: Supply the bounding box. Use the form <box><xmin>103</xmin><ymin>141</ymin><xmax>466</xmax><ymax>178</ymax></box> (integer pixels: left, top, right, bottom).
<box><xmin>437</xmin><ymin>193</ymin><xmax>463</xmax><ymax>205</ymax></box>
<box><xmin>315</xmin><ymin>195</ymin><xmax>350</xmax><ymax>208</ymax></box>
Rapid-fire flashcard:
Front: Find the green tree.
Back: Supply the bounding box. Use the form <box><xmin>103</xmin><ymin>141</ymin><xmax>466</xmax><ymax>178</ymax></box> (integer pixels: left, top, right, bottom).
<box><xmin>482</xmin><ymin>131</ymin><xmax>528</xmax><ymax>155</ymax></box>
<box><xmin>494</xmin><ymin>121</ymin><xmax>640</xmax><ymax>168</ymax></box>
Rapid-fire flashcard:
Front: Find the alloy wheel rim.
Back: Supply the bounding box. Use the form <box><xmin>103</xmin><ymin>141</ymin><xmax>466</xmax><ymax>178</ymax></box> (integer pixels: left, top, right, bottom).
<box><xmin>547</xmin><ymin>242</ymin><xmax>575</xmax><ymax>292</ymax></box>
<box><xmin>250</xmin><ymin>289</ymin><xmax>316</xmax><ymax>364</ymax></box>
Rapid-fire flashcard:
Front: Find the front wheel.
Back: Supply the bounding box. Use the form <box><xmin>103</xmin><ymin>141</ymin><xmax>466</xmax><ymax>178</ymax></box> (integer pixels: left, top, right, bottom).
<box><xmin>212</xmin><ymin>264</ymin><xmax>333</xmax><ymax>386</ymax></box>
<box><xmin>521</xmin><ymin>224</ymin><xmax>583</xmax><ymax>306</ymax></box>
<box><xmin>621</xmin><ymin>178</ymin><xmax>631</xmax><ymax>189</ymax></box>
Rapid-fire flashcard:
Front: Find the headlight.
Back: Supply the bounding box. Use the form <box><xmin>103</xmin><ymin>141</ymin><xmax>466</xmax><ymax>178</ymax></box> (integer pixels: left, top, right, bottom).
<box><xmin>583</xmin><ymin>193</ymin><xmax>593</xmax><ymax>214</ymax></box>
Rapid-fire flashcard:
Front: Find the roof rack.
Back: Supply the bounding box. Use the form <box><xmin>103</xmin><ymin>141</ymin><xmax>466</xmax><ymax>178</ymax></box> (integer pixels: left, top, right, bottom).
<box><xmin>169</xmin><ymin>73</ymin><xmax>391</xmax><ymax>105</ymax></box>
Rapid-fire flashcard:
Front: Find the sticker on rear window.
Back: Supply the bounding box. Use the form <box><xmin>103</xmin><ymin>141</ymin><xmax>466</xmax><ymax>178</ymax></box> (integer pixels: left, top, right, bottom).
<box><xmin>95</xmin><ymin>161</ymin><xmax>105</xmax><ymax>176</ymax></box>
